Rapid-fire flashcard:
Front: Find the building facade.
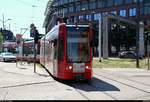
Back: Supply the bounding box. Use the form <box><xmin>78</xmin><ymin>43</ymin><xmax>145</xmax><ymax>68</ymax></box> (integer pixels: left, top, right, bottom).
<box><xmin>43</xmin><ymin>0</ymin><xmax>150</xmax><ymax>57</ymax></box>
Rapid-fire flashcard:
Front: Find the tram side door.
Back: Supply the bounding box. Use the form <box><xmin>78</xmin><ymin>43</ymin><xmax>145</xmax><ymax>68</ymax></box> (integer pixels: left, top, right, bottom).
<box><xmin>53</xmin><ymin>39</ymin><xmax>58</xmax><ymax>76</ymax></box>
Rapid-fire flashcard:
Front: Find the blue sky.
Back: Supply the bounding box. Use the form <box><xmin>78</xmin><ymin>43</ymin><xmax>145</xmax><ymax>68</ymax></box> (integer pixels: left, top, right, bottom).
<box><xmin>0</xmin><ymin>0</ymin><xmax>49</xmax><ymax>38</ymax></box>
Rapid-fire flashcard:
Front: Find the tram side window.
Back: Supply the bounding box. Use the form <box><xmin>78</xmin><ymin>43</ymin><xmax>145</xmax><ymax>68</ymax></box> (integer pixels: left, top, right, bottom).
<box><xmin>58</xmin><ymin>38</ymin><xmax>64</xmax><ymax>61</ymax></box>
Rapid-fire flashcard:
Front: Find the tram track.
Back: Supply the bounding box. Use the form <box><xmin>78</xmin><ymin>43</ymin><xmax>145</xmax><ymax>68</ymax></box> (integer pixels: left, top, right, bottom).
<box><xmin>94</xmin><ymin>72</ymin><xmax>150</xmax><ymax>95</ymax></box>
<box><xmin>69</xmin><ymin>81</ymin><xmax>117</xmax><ymax>100</ymax></box>
<box><xmin>99</xmin><ymin>70</ymin><xmax>150</xmax><ymax>87</ymax></box>
<box><xmin>86</xmin><ymin>81</ymin><xmax>117</xmax><ymax>100</ymax></box>
<box><xmin>0</xmin><ymin>69</ymin><xmax>34</xmax><ymax>77</ymax></box>
<box><xmin>69</xmin><ymin>83</ymin><xmax>90</xmax><ymax>100</ymax></box>
<box><xmin>0</xmin><ymin>80</ymin><xmax>56</xmax><ymax>89</ymax></box>
<box><xmin>68</xmin><ymin>69</ymin><xmax>150</xmax><ymax>100</ymax></box>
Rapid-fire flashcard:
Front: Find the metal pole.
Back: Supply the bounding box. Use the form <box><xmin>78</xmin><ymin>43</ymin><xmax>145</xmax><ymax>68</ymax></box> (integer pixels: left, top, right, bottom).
<box><xmin>34</xmin><ymin>35</ymin><xmax>36</xmax><ymax>73</ymax></box>
<box><xmin>9</xmin><ymin>24</ymin><xmax>10</xmax><ymax>30</ymax></box>
<box><xmin>2</xmin><ymin>14</ymin><xmax>4</xmax><ymax>29</ymax></box>
<box><xmin>2</xmin><ymin>14</ymin><xmax>4</xmax><ymax>52</ymax></box>
<box><xmin>99</xmin><ymin>15</ymin><xmax>102</xmax><ymax>62</ymax></box>
<box><xmin>16</xmin><ymin>45</ymin><xmax>19</xmax><ymax>67</ymax></box>
<box><xmin>136</xmin><ymin>0</ymin><xmax>140</xmax><ymax>68</ymax></box>
<box><xmin>136</xmin><ymin>23</ymin><xmax>140</xmax><ymax>68</ymax></box>
<box><xmin>148</xmin><ymin>33</ymin><xmax>150</xmax><ymax>70</ymax></box>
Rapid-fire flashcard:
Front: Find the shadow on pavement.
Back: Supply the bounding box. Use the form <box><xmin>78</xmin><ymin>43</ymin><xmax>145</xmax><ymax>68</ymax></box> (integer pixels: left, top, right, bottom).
<box><xmin>57</xmin><ymin>77</ymin><xmax>120</xmax><ymax>92</ymax></box>
<box><xmin>42</xmin><ymin>66</ymin><xmax>120</xmax><ymax>92</ymax></box>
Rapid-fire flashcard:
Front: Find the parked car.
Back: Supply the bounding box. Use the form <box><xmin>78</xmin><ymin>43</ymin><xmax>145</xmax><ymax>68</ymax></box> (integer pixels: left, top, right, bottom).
<box><xmin>118</xmin><ymin>51</ymin><xmax>143</xmax><ymax>59</ymax></box>
<box><xmin>0</xmin><ymin>52</ymin><xmax>16</xmax><ymax>62</ymax></box>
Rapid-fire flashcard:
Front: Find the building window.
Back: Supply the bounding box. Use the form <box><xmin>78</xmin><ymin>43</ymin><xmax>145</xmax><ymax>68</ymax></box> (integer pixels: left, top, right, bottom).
<box><xmin>133</xmin><ymin>0</ymin><xmax>137</xmax><ymax>3</ymax></box>
<box><xmin>86</xmin><ymin>14</ymin><xmax>92</xmax><ymax>21</ymax></box>
<box><xmin>120</xmin><ymin>9</ymin><xmax>126</xmax><ymax>17</ymax></box>
<box><xmin>89</xmin><ymin>0</ymin><xmax>97</xmax><ymax>10</ymax></box>
<box><xmin>81</xmin><ymin>1</ymin><xmax>88</xmax><ymax>10</ymax></box>
<box><xmin>94</xmin><ymin>13</ymin><xmax>101</xmax><ymax>21</ymax></box>
<box><xmin>69</xmin><ymin>6</ymin><xmax>74</xmax><ymax>13</ymax></box>
<box><xmin>111</xmin><ymin>11</ymin><xmax>117</xmax><ymax>15</ymax></box>
<box><xmin>79</xmin><ymin>15</ymin><xmax>84</xmax><ymax>20</ymax></box>
<box><xmin>114</xmin><ymin>0</ymin><xmax>123</xmax><ymax>6</ymax></box>
<box><xmin>102</xmin><ymin>12</ymin><xmax>108</xmax><ymax>16</ymax></box>
<box><xmin>76</xmin><ymin>5</ymin><xmax>80</xmax><ymax>12</ymax></box>
<box><xmin>98</xmin><ymin>0</ymin><xmax>103</xmax><ymax>8</ymax></box>
<box><xmin>141</xmin><ymin>6</ymin><xmax>150</xmax><ymax>15</ymax></box>
<box><xmin>69</xmin><ymin>0</ymin><xmax>74</xmax><ymax>3</ymax></box>
<box><xmin>70</xmin><ymin>16</ymin><xmax>74</xmax><ymax>23</ymax></box>
<box><xmin>133</xmin><ymin>0</ymin><xmax>143</xmax><ymax>3</ymax></box>
<box><xmin>140</xmin><ymin>0</ymin><xmax>143</xmax><ymax>2</ymax></box>
<box><xmin>104</xmin><ymin>0</ymin><xmax>113</xmax><ymax>7</ymax></box>
<box><xmin>125</xmin><ymin>0</ymin><xmax>133</xmax><ymax>4</ymax></box>
<box><xmin>64</xmin><ymin>8</ymin><xmax>68</xmax><ymax>14</ymax></box>
<box><xmin>74</xmin><ymin>16</ymin><xmax>78</xmax><ymax>22</ymax></box>
<box><xmin>64</xmin><ymin>0</ymin><xmax>69</xmax><ymax>4</ymax></box>
<box><xmin>129</xmin><ymin>8</ymin><xmax>137</xmax><ymax>16</ymax></box>
<box><xmin>76</xmin><ymin>3</ymin><xmax>81</xmax><ymax>12</ymax></box>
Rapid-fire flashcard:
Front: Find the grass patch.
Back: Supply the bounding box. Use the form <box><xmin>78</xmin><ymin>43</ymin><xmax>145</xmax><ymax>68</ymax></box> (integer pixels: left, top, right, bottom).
<box><xmin>36</xmin><ymin>63</ymin><xmax>43</xmax><ymax>69</ymax></box>
<box><xmin>93</xmin><ymin>58</ymin><xmax>149</xmax><ymax>69</ymax></box>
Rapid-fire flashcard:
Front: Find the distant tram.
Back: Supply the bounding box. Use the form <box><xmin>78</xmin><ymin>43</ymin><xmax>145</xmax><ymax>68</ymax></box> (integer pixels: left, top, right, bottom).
<box><xmin>17</xmin><ymin>40</ymin><xmax>40</xmax><ymax>63</ymax></box>
<box><xmin>40</xmin><ymin>23</ymin><xmax>93</xmax><ymax>80</ymax></box>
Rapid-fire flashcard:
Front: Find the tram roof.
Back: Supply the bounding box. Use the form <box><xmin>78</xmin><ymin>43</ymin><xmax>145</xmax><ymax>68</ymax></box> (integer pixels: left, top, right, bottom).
<box><xmin>41</xmin><ymin>23</ymin><xmax>90</xmax><ymax>41</ymax></box>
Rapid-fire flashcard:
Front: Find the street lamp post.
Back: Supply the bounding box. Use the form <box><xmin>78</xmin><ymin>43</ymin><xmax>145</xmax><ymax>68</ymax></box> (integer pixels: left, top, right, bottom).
<box><xmin>148</xmin><ymin>32</ymin><xmax>150</xmax><ymax>70</ymax></box>
<box><xmin>99</xmin><ymin>14</ymin><xmax>102</xmax><ymax>62</ymax></box>
<box><xmin>0</xmin><ymin>13</ymin><xmax>11</xmax><ymax>52</ymax></box>
<box><xmin>1</xmin><ymin>14</ymin><xmax>12</xmax><ymax>29</ymax></box>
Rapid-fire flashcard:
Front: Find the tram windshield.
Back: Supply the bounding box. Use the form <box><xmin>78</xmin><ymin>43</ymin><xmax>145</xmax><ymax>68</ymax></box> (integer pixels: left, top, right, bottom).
<box><xmin>67</xmin><ymin>26</ymin><xmax>90</xmax><ymax>63</ymax></box>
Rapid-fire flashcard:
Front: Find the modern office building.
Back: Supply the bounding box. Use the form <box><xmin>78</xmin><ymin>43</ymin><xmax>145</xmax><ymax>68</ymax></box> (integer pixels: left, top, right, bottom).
<box><xmin>44</xmin><ymin>0</ymin><xmax>150</xmax><ymax>57</ymax></box>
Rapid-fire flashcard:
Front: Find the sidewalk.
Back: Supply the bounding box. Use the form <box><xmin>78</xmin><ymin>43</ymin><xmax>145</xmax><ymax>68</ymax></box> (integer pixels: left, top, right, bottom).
<box><xmin>3</xmin><ymin>62</ymin><xmax>50</xmax><ymax>77</ymax></box>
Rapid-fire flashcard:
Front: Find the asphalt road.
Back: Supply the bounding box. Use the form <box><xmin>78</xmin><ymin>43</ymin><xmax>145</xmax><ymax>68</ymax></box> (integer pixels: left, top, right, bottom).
<box><xmin>0</xmin><ymin>62</ymin><xmax>150</xmax><ymax>100</ymax></box>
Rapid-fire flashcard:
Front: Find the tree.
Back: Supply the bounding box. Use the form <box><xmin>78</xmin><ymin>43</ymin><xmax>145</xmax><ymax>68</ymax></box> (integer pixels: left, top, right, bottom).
<box><xmin>0</xmin><ymin>32</ymin><xmax>3</xmax><ymax>52</ymax></box>
<box><xmin>0</xmin><ymin>32</ymin><xmax>3</xmax><ymax>43</ymax></box>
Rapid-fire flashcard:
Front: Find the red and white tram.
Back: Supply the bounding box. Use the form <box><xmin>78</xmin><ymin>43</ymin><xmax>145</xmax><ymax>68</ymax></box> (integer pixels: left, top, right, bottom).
<box><xmin>17</xmin><ymin>40</ymin><xmax>40</xmax><ymax>63</ymax></box>
<box><xmin>40</xmin><ymin>23</ymin><xmax>93</xmax><ymax>80</ymax></box>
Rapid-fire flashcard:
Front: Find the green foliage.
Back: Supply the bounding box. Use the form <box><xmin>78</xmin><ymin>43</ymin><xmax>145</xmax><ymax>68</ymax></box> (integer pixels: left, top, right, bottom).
<box><xmin>0</xmin><ymin>32</ymin><xmax>3</xmax><ymax>53</ymax></box>
<box><xmin>93</xmin><ymin>58</ymin><xmax>148</xmax><ymax>68</ymax></box>
<box><xmin>0</xmin><ymin>32</ymin><xmax>3</xmax><ymax>44</ymax></box>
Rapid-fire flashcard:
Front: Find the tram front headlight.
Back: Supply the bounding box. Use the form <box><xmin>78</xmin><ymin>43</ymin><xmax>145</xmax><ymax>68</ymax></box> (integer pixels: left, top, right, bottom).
<box><xmin>68</xmin><ymin>66</ymin><xmax>72</xmax><ymax>70</ymax></box>
<box><xmin>86</xmin><ymin>66</ymin><xmax>89</xmax><ymax>69</ymax></box>
<box><xmin>69</xmin><ymin>66</ymin><xmax>72</xmax><ymax>69</ymax></box>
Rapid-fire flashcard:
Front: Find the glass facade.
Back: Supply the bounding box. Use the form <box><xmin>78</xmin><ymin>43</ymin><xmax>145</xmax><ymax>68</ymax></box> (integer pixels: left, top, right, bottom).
<box><xmin>54</xmin><ymin>0</ymin><xmax>145</xmax><ymax>8</ymax></box>
<box><xmin>44</xmin><ymin>0</ymin><xmax>150</xmax><ymax>58</ymax></box>
<box><xmin>50</xmin><ymin>0</ymin><xmax>150</xmax><ymax>23</ymax></box>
